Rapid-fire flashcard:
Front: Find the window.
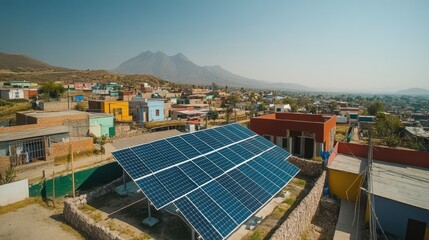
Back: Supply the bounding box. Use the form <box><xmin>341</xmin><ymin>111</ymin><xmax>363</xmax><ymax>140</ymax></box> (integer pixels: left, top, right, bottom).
<box><xmin>282</xmin><ymin>138</ymin><xmax>288</xmax><ymax>149</ymax></box>
<box><xmin>155</xmin><ymin>109</ymin><xmax>160</xmax><ymax>116</ymax></box>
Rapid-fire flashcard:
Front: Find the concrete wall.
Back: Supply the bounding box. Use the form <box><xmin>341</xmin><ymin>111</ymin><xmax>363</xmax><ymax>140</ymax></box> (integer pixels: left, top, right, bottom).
<box><xmin>372</xmin><ymin>195</ymin><xmax>429</xmax><ymax>239</ymax></box>
<box><xmin>270</xmin><ymin>171</ymin><xmax>327</xmax><ymax>240</ymax></box>
<box><xmin>0</xmin><ymin>179</ymin><xmax>29</xmax><ymax>206</ymax></box>
<box><xmin>89</xmin><ymin>116</ymin><xmax>114</xmax><ymax>137</ymax></box>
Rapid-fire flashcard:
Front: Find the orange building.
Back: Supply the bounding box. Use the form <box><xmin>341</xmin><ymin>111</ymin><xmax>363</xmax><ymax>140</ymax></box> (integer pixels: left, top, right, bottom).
<box><xmin>250</xmin><ymin>113</ymin><xmax>336</xmax><ymax>159</ymax></box>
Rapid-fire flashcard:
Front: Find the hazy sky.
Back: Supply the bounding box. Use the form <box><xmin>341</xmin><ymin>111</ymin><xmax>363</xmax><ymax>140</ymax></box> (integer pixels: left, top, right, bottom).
<box><xmin>1</xmin><ymin>0</ymin><xmax>428</xmax><ymax>91</ymax></box>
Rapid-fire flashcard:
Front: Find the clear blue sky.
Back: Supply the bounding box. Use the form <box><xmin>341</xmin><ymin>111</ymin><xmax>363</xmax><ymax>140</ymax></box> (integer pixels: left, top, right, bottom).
<box><xmin>1</xmin><ymin>0</ymin><xmax>428</xmax><ymax>91</ymax></box>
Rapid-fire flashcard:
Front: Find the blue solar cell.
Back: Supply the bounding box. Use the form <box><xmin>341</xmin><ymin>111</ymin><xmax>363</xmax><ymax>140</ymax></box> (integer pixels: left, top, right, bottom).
<box><xmin>193</xmin><ymin>156</ymin><xmax>224</xmax><ymax>178</ymax></box>
<box><xmin>216</xmin><ymin>175</ymin><xmax>262</xmax><ymax>212</ymax></box>
<box><xmin>131</xmin><ymin>144</ymin><xmax>174</xmax><ymax>172</ymax></box>
<box><xmin>222</xmin><ymin>124</ymin><xmax>248</xmax><ymax>139</ymax></box>
<box><xmin>246</xmin><ymin>138</ymin><xmax>268</xmax><ymax>151</ymax></box>
<box><xmin>213</xmin><ymin>126</ymin><xmax>243</xmax><ymax>142</ymax></box>
<box><xmin>227</xmin><ymin>169</ymin><xmax>271</xmax><ymax>203</ymax></box>
<box><xmin>247</xmin><ymin>158</ymin><xmax>288</xmax><ymax>187</ymax></box>
<box><xmin>154</xmin><ymin>167</ymin><xmax>198</xmax><ymax>199</ymax></box>
<box><xmin>112</xmin><ymin>149</ymin><xmax>152</xmax><ymax>179</ymax></box>
<box><xmin>217</xmin><ymin>148</ymin><xmax>245</xmax><ymax>165</ymax></box>
<box><xmin>204</xmin><ymin>128</ymin><xmax>234</xmax><ymax>145</ymax></box>
<box><xmin>253</xmin><ymin>155</ymin><xmax>291</xmax><ymax>182</ymax></box>
<box><xmin>239</xmin><ymin>139</ymin><xmax>264</xmax><ymax>155</ymax></box>
<box><xmin>175</xmin><ymin>197</ymin><xmax>223</xmax><ymax>240</ymax></box>
<box><xmin>202</xmin><ymin>181</ymin><xmax>252</xmax><ymax>224</ymax></box>
<box><xmin>254</xmin><ymin>135</ymin><xmax>274</xmax><ymax>148</ymax></box>
<box><xmin>230</xmin><ymin>124</ymin><xmax>255</xmax><ymax>137</ymax></box>
<box><xmin>188</xmin><ymin>189</ymin><xmax>238</xmax><ymax>237</ymax></box>
<box><xmin>205</xmin><ymin>152</ymin><xmax>235</xmax><ymax>171</ymax></box>
<box><xmin>194</xmin><ymin>131</ymin><xmax>225</xmax><ymax>149</ymax></box>
<box><xmin>238</xmin><ymin>164</ymin><xmax>281</xmax><ymax>195</ymax></box>
<box><xmin>228</xmin><ymin>144</ymin><xmax>254</xmax><ymax>160</ymax></box>
<box><xmin>180</xmin><ymin>134</ymin><xmax>214</xmax><ymax>154</ymax></box>
<box><xmin>178</xmin><ymin>161</ymin><xmax>212</xmax><ymax>186</ymax></box>
<box><xmin>166</xmin><ymin>136</ymin><xmax>201</xmax><ymax>159</ymax></box>
<box><xmin>135</xmin><ymin>176</ymin><xmax>175</xmax><ymax>208</ymax></box>
<box><xmin>150</xmin><ymin>140</ymin><xmax>188</xmax><ymax>165</ymax></box>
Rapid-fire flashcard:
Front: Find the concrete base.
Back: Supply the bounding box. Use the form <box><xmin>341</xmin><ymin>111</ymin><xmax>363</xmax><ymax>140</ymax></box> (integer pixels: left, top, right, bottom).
<box><xmin>115</xmin><ymin>182</ymin><xmax>139</xmax><ymax>196</ymax></box>
<box><xmin>142</xmin><ymin>217</ymin><xmax>159</xmax><ymax>227</ymax></box>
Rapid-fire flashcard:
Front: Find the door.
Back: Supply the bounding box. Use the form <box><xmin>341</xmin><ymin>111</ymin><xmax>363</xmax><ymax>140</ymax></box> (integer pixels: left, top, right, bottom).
<box><xmin>293</xmin><ymin>137</ymin><xmax>301</xmax><ymax>155</ymax></box>
<box><xmin>405</xmin><ymin>219</ymin><xmax>426</xmax><ymax>240</ymax></box>
<box><xmin>304</xmin><ymin>138</ymin><xmax>315</xmax><ymax>159</ymax></box>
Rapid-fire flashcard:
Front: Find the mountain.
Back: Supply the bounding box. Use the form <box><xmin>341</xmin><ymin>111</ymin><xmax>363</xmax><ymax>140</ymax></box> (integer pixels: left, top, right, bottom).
<box><xmin>114</xmin><ymin>51</ymin><xmax>311</xmax><ymax>91</ymax></box>
<box><xmin>397</xmin><ymin>88</ymin><xmax>429</xmax><ymax>95</ymax></box>
<box><xmin>0</xmin><ymin>52</ymin><xmax>70</xmax><ymax>71</ymax></box>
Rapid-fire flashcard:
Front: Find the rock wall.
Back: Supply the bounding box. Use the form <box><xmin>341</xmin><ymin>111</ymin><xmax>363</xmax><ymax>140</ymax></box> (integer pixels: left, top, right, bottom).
<box><xmin>288</xmin><ymin>156</ymin><xmax>323</xmax><ymax>177</ymax></box>
<box><xmin>63</xmin><ymin>178</ymin><xmax>124</xmax><ymax>240</ymax></box>
<box><xmin>270</xmin><ymin>171</ymin><xmax>327</xmax><ymax>240</ymax></box>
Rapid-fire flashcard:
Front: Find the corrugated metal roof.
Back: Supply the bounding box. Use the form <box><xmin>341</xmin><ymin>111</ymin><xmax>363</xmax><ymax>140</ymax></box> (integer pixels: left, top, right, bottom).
<box><xmin>0</xmin><ymin>125</ymin><xmax>69</xmax><ymax>142</ymax></box>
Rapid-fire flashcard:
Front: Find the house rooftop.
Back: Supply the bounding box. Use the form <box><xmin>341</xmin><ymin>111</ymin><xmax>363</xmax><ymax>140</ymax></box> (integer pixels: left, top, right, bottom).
<box><xmin>0</xmin><ymin>125</ymin><xmax>69</xmax><ymax>142</ymax></box>
<box><xmin>254</xmin><ymin>112</ymin><xmax>334</xmax><ymax>123</ymax></box>
<box><xmin>112</xmin><ymin>130</ymin><xmax>182</xmax><ymax>150</ymax></box>
<box><xmin>19</xmin><ymin>110</ymin><xmax>87</xmax><ymax>118</ymax></box>
<box><xmin>372</xmin><ymin>160</ymin><xmax>429</xmax><ymax>210</ymax></box>
<box><xmin>328</xmin><ymin>154</ymin><xmax>367</xmax><ymax>174</ymax></box>
<box><xmin>87</xmin><ymin>112</ymin><xmax>114</xmax><ymax>119</ymax></box>
<box><xmin>405</xmin><ymin>127</ymin><xmax>429</xmax><ymax>138</ymax></box>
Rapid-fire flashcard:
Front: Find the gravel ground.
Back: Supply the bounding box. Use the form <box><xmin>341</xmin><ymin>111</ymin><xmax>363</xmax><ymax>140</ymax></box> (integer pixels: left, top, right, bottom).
<box><xmin>0</xmin><ymin>204</ymin><xmax>83</xmax><ymax>240</ymax></box>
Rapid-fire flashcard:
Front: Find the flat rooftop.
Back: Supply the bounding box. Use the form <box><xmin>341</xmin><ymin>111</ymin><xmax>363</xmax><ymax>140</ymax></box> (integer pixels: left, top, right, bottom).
<box><xmin>112</xmin><ymin>130</ymin><xmax>182</xmax><ymax>150</ymax></box>
<box><xmin>328</xmin><ymin>154</ymin><xmax>367</xmax><ymax>174</ymax></box>
<box><xmin>372</xmin><ymin>160</ymin><xmax>429</xmax><ymax>210</ymax></box>
<box><xmin>20</xmin><ymin>110</ymin><xmax>87</xmax><ymax>118</ymax></box>
<box><xmin>254</xmin><ymin>112</ymin><xmax>334</xmax><ymax>123</ymax></box>
<box><xmin>0</xmin><ymin>125</ymin><xmax>69</xmax><ymax>142</ymax></box>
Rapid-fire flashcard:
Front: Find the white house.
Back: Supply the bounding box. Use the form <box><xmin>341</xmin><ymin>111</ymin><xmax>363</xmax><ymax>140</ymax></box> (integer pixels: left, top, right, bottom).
<box><xmin>0</xmin><ymin>88</ymin><xmax>25</xmax><ymax>100</ymax></box>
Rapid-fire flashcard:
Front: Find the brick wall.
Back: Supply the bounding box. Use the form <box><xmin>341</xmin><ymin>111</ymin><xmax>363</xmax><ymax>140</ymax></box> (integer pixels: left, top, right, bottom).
<box><xmin>270</xmin><ymin>171</ymin><xmax>327</xmax><ymax>240</ymax></box>
<box><xmin>50</xmin><ymin>138</ymin><xmax>94</xmax><ymax>159</ymax></box>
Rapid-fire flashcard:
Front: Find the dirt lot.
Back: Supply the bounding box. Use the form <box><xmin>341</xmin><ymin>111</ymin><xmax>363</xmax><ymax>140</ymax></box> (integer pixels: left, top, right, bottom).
<box><xmin>82</xmin><ymin>191</ymin><xmax>190</xmax><ymax>240</ymax></box>
<box><xmin>0</xmin><ymin>202</ymin><xmax>83</xmax><ymax>240</ymax></box>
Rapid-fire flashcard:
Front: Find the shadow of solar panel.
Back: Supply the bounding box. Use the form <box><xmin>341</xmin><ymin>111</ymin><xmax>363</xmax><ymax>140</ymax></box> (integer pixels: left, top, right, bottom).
<box><xmin>154</xmin><ymin>167</ymin><xmax>198</xmax><ymax>199</ymax></box>
<box><xmin>216</xmin><ymin>175</ymin><xmax>261</xmax><ymax>212</ymax></box>
<box><xmin>135</xmin><ymin>176</ymin><xmax>175</xmax><ymax>208</ymax></box>
<box><xmin>193</xmin><ymin>156</ymin><xmax>224</xmax><ymax>178</ymax></box>
<box><xmin>205</xmin><ymin>152</ymin><xmax>235</xmax><ymax>171</ymax></box>
<box><xmin>178</xmin><ymin>161</ymin><xmax>212</xmax><ymax>186</ymax></box>
<box><xmin>112</xmin><ymin>149</ymin><xmax>151</xmax><ymax>179</ymax></box>
<box><xmin>175</xmin><ymin>197</ymin><xmax>223</xmax><ymax>240</ymax></box>
<box><xmin>166</xmin><ymin>136</ymin><xmax>201</xmax><ymax>159</ymax></box>
<box><xmin>202</xmin><ymin>181</ymin><xmax>252</xmax><ymax>224</ymax></box>
<box><xmin>188</xmin><ymin>189</ymin><xmax>238</xmax><ymax>237</ymax></box>
<box><xmin>180</xmin><ymin>133</ymin><xmax>213</xmax><ymax>154</ymax></box>
<box><xmin>150</xmin><ymin>140</ymin><xmax>188</xmax><ymax>165</ymax></box>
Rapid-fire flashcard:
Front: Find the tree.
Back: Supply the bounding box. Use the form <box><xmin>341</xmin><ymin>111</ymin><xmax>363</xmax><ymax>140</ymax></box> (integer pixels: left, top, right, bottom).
<box><xmin>367</xmin><ymin>101</ymin><xmax>384</xmax><ymax>116</ymax></box>
<box><xmin>40</xmin><ymin>82</ymin><xmax>65</xmax><ymax>99</ymax></box>
<box><xmin>207</xmin><ymin>110</ymin><xmax>218</xmax><ymax>122</ymax></box>
<box><xmin>0</xmin><ymin>165</ymin><xmax>16</xmax><ymax>185</ymax></box>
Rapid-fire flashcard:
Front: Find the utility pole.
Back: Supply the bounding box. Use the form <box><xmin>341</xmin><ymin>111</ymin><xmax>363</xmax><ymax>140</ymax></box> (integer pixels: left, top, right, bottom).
<box><xmin>68</xmin><ymin>122</ymin><xmax>76</xmax><ymax>198</ymax></box>
<box><xmin>367</xmin><ymin>130</ymin><xmax>375</xmax><ymax>240</ymax></box>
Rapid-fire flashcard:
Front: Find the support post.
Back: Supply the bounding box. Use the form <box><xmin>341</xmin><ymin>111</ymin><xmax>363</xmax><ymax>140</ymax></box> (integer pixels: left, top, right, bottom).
<box><xmin>123</xmin><ymin>169</ymin><xmax>127</xmax><ymax>190</ymax></box>
<box><xmin>147</xmin><ymin>200</ymin><xmax>151</xmax><ymax>218</ymax></box>
<box><xmin>192</xmin><ymin>229</ymin><xmax>196</xmax><ymax>240</ymax></box>
<box><xmin>52</xmin><ymin>171</ymin><xmax>56</xmax><ymax>207</ymax></box>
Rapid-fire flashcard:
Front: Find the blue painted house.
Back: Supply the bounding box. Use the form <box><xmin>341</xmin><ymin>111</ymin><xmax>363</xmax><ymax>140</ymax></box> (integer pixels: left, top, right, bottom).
<box><xmin>129</xmin><ymin>98</ymin><xmax>165</xmax><ymax>125</ymax></box>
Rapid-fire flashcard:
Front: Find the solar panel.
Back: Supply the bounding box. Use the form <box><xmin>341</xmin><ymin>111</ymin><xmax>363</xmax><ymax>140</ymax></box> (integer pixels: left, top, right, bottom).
<box><xmin>112</xmin><ymin>123</ymin><xmax>300</xmax><ymax>240</ymax></box>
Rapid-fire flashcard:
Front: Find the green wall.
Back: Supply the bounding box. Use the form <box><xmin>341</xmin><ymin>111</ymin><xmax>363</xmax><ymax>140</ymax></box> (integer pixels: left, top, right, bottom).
<box><xmin>29</xmin><ymin>162</ymin><xmax>122</xmax><ymax>198</ymax></box>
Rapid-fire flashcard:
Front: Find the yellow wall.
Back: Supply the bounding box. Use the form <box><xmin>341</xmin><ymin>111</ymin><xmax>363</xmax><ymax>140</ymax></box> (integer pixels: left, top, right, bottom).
<box><xmin>328</xmin><ymin>169</ymin><xmax>364</xmax><ymax>202</ymax></box>
<box><xmin>102</xmin><ymin>101</ymin><xmax>132</xmax><ymax>121</ymax></box>
<box><xmin>425</xmin><ymin>228</ymin><xmax>429</xmax><ymax>240</ymax></box>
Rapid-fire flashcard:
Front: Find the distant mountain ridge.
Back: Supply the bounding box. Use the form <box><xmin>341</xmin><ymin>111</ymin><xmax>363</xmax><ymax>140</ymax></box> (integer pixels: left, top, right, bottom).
<box><xmin>114</xmin><ymin>51</ymin><xmax>311</xmax><ymax>90</ymax></box>
<box><xmin>0</xmin><ymin>52</ymin><xmax>70</xmax><ymax>71</ymax></box>
<box><xmin>397</xmin><ymin>88</ymin><xmax>429</xmax><ymax>95</ymax></box>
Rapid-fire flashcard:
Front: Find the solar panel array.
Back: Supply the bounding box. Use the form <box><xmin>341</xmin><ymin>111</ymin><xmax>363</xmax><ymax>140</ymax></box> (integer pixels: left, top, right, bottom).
<box><xmin>112</xmin><ymin>123</ymin><xmax>299</xmax><ymax>240</ymax></box>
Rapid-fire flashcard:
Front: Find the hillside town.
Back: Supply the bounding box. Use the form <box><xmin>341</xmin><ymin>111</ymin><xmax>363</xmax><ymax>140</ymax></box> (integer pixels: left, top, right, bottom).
<box><xmin>0</xmin><ymin>76</ymin><xmax>428</xmax><ymax>240</ymax></box>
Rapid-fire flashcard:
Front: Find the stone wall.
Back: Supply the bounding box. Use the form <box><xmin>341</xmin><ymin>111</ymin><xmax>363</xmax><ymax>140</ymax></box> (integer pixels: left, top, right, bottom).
<box><xmin>63</xmin><ymin>178</ymin><xmax>124</xmax><ymax>240</ymax></box>
<box><xmin>288</xmin><ymin>156</ymin><xmax>323</xmax><ymax>177</ymax></box>
<box><xmin>270</xmin><ymin>171</ymin><xmax>327</xmax><ymax>240</ymax></box>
